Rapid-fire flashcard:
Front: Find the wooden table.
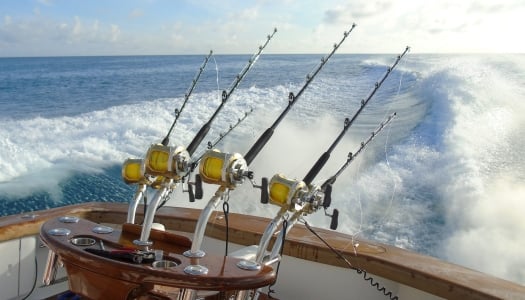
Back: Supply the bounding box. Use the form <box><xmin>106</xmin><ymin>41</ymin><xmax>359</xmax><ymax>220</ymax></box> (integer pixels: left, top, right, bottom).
<box><xmin>40</xmin><ymin>217</ymin><xmax>275</xmax><ymax>299</ymax></box>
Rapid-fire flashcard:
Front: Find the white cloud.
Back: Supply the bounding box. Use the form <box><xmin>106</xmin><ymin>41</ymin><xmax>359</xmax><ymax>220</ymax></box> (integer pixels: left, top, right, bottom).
<box><xmin>110</xmin><ymin>24</ymin><xmax>120</xmax><ymax>42</ymax></box>
<box><xmin>4</xmin><ymin>15</ymin><xmax>11</xmax><ymax>26</ymax></box>
<box><xmin>72</xmin><ymin>16</ymin><xmax>82</xmax><ymax>37</ymax></box>
<box><xmin>129</xmin><ymin>9</ymin><xmax>144</xmax><ymax>19</ymax></box>
<box><xmin>37</xmin><ymin>0</ymin><xmax>53</xmax><ymax>6</ymax></box>
<box><xmin>324</xmin><ymin>0</ymin><xmax>392</xmax><ymax>23</ymax></box>
<box><xmin>0</xmin><ymin>0</ymin><xmax>523</xmax><ymax>56</ymax></box>
<box><xmin>234</xmin><ymin>7</ymin><xmax>259</xmax><ymax>20</ymax></box>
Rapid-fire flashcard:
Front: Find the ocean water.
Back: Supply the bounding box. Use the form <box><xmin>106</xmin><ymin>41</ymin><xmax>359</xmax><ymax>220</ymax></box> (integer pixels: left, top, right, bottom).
<box><xmin>1</xmin><ymin>53</ymin><xmax>524</xmax><ymax>286</ymax></box>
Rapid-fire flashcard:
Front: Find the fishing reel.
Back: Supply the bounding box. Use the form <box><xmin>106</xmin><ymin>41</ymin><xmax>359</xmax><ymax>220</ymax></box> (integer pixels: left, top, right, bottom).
<box><xmin>122</xmin><ymin>158</ymin><xmax>157</xmax><ymax>185</ymax></box>
<box><xmin>262</xmin><ymin>174</ymin><xmax>339</xmax><ymax>229</ymax></box>
<box><xmin>266</xmin><ymin>174</ymin><xmax>308</xmax><ymax>212</ymax></box>
<box><xmin>198</xmin><ymin>149</ymin><xmax>252</xmax><ymax>189</ymax></box>
<box><xmin>183</xmin><ymin>148</ymin><xmax>256</xmax><ymax>202</ymax></box>
<box><xmin>304</xmin><ymin>183</ymin><xmax>339</xmax><ymax>230</ymax></box>
<box><xmin>143</xmin><ymin>144</ymin><xmax>191</xmax><ymax>181</ymax></box>
<box><xmin>122</xmin><ymin>143</ymin><xmax>190</xmax><ymax>189</ymax></box>
<box><xmin>122</xmin><ymin>158</ymin><xmax>171</xmax><ymax>189</ymax></box>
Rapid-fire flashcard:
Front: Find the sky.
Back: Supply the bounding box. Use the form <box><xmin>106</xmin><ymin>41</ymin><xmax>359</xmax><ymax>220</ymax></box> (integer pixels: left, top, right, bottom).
<box><xmin>0</xmin><ymin>0</ymin><xmax>524</xmax><ymax>57</ymax></box>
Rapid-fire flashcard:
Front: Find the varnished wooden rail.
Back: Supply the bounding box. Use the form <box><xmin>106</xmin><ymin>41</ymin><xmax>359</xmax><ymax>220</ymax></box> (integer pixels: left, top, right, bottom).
<box><xmin>2</xmin><ymin>202</ymin><xmax>525</xmax><ymax>299</ymax></box>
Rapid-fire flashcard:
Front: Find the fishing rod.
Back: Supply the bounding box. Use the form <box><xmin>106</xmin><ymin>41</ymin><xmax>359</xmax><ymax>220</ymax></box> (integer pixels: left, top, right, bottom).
<box><xmin>254</xmin><ymin>112</ymin><xmax>397</xmax><ymax>299</ymax></box>
<box><xmin>242</xmin><ymin>47</ymin><xmax>410</xmax><ymax>274</ymax></box>
<box><xmin>319</xmin><ymin>112</ymin><xmax>396</xmax><ymax>213</ymax></box>
<box><xmin>240</xmin><ymin>113</ymin><xmax>398</xmax><ymax>300</ymax></box>
<box><xmin>203</xmin><ymin>108</ymin><xmax>254</xmax><ymax>156</ymax></box>
<box><xmin>130</xmin><ymin>29</ymin><xmax>278</xmax><ymax>246</ymax></box>
<box><xmin>280</xmin><ymin>112</ymin><xmax>397</xmax><ymax>233</ymax></box>
<box><xmin>143</xmin><ymin>27</ymin><xmax>277</xmax><ymax>188</ymax></box>
<box><xmin>186</xmin><ymin>23</ymin><xmax>357</xmax><ymax>200</ymax></box>
<box><xmin>169</xmin><ymin>30</ymin><xmax>277</xmax><ymax>204</ymax></box>
<box><xmin>186</xmin><ymin>28</ymin><xmax>277</xmax><ymax>156</ymax></box>
<box><xmin>161</xmin><ymin>50</ymin><xmax>214</xmax><ymax>146</ymax></box>
<box><xmin>121</xmin><ymin>51</ymin><xmax>213</xmax><ymax>224</ymax></box>
<box><xmin>302</xmin><ymin>46</ymin><xmax>410</xmax><ymax>186</ymax></box>
<box><xmin>182</xmin><ymin>26</ymin><xmax>357</xmax><ymax>270</ymax></box>
<box><xmin>244</xmin><ymin>23</ymin><xmax>357</xmax><ymax>165</ymax></box>
<box><xmin>186</xmin><ymin>107</ymin><xmax>254</xmax><ymax>202</ymax></box>
<box><xmin>332</xmin><ymin>120</ymin><xmax>399</xmax><ymax>186</ymax></box>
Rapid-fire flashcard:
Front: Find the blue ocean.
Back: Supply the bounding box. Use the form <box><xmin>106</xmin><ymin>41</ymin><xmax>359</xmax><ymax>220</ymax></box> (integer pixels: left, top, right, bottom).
<box><xmin>1</xmin><ymin>53</ymin><xmax>524</xmax><ymax>285</ymax></box>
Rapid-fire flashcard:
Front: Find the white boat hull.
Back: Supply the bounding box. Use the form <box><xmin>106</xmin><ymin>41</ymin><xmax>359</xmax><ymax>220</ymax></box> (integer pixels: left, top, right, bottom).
<box><xmin>1</xmin><ymin>202</ymin><xmax>523</xmax><ymax>300</ymax></box>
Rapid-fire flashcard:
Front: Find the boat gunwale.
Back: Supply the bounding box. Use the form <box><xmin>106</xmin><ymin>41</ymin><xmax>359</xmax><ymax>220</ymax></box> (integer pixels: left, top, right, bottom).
<box><xmin>1</xmin><ymin>202</ymin><xmax>524</xmax><ymax>300</ymax></box>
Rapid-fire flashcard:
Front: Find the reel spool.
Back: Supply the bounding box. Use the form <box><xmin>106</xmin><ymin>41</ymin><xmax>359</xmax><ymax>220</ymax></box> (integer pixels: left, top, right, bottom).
<box><xmin>268</xmin><ymin>174</ymin><xmax>308</xmax><ymax>211</ymax></box>
<box><xmin>144</xmin><ymin>144</ymin><xmax>190</xmax><ymax>180</ymax></box>
<box><xmin>267</xmin><ymin>174</ymin><xmax>338</xmax><ymax>228</ymax></box>
<box><xmin>122</xmin><ymin>158</ymin><xmax>152</xmax><ymax>185</ymax></box>
<box><xmin>198</xmin><ymin>149</ymin><xmax>248</xmax><ymax>189</ymax></box>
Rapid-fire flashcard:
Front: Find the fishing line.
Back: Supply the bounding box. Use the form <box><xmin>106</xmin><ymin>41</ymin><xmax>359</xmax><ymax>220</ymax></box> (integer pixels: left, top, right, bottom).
<box><xmin>353</xmin><ymin>51</ymin><xmax>410</xmax><ymax>238</ymax></box>
<box><xmin>212</xmin><ymin>54</ymin><xmax>220</xmax><ymax>101</ymax></box>
<box><xmin>267</xmin><ymin>218</ymin><xmax>288</xmax><ymax>299</ymax></box>
<box><xmin>222</xmin><ymin>200</ymin><xmax>229</xmax><ymax>256</ymax></box>
<box><xmin>204</xmin><ymin>53</ymin><xmax>222</xmax><ymax>147</ymax></box>
<box><xmin>183</xmin><ymin>53</ymin><xmax>222</xmax><ymax>145</ymax></box>
<box><xmin>304</xmin><ymin>220</ymin><xmax>398</xmax><ymax>300</ymax></box>
<box><xmin>353</xmin><ymin>157</ymin><xmax>365</xmax><ymax>238</ymax></box>
<box><xmin>162</xmin><ymin>50</ymin><xmax>214</xmax><ymax>146</ymax></box>
<box><xmin>374</xmin><ymin>51</ymin><xmax>411</xmax><ymax>234</ymax></box>
<box><xmin>348</xmin><ymin>120</ymin><xmax>398</xmax><ymax>239</ymax></box>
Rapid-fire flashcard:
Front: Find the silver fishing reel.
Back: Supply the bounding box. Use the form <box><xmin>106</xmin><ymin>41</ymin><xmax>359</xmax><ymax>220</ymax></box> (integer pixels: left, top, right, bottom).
<box><xmin>143</xmin><ymin>144</ymin><xmax>191</xmax><ymax>180</ymax></box>
<box><xmin>263</xmin><ymin>174</ymin><xmax>339</xmax><ymax>229</ymax></box>
<box><xmin>267</xmin><ymin>174</ymin><xmax>308</xmax><ymax>212</ymax></box>
<box><xmin>198</xmin><ymin>149</ymin><xmax>251</xmax><ymax>189</ymax></box>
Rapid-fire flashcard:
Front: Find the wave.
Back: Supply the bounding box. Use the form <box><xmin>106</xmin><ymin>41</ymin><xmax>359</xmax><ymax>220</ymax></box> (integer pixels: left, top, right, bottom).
<box><xmin>342</xmin><ymin>54</ymin><xmax>525</xmax><ymax>284</ymax></box>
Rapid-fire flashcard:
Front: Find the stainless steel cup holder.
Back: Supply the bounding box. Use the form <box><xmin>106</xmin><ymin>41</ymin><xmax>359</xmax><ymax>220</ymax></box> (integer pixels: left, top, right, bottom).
<box><xmin>152</xmin><ymin>260</ymin><xmax>179</xmax><ymax>269</ymax></box>
<box><xmin>70</xmin><ymin>237</ymin><xmax>97</xmax><ymax>246</ymax></box>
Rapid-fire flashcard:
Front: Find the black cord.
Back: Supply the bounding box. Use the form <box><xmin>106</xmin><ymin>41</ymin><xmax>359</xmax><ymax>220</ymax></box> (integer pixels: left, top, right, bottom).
<box><xmin>357</xmin><ymin>269</ymin><xmax>399</xmax><ymax>300</ymax></box>
<box><xmin>21</xmin><ymin>246</ymin><xmax>38</xmax><ymax>300</ymax></box>
<box><xmin>304</xmin><ymin>221</ymin><xmax>398</xmax><ymax>300</ymax></box>
<box><xmin>267</xmin><ymin>219</ymin><xmax>288</xmax><ymax>298</ymax></box>
<box><xmin>222</xmin><ymin>201</ymin><xmax>229</xmax><ymax>256</ymax></box>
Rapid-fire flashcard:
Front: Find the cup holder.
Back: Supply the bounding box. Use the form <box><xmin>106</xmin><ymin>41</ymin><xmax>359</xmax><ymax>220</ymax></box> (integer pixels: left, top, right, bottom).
<box><xmin>70</xmin><ymin>237</ymin><xmax>97</xmax><ymax>246</ymax></box>
<box><xmin>152</xmin><ymin>259</ymin><xmax>180</xmax><ymax>269</ymax></box>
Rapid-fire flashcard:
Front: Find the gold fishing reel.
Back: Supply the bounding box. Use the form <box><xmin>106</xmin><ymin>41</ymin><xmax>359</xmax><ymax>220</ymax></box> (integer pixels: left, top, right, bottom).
<box><xmin>198</xmin><ymin>149</ymin><xmax>249</xmax><ymax>189</ymax></box>
<box><xmin>143</xmin><ymin>144</ymin><xmax>191</xmax><ymax>180</ymax></box>
<box><xmin>122</xmin><ymin>158</ymin><xmax>151</xmax><ymax>185</ymax></box>
<box><xmin>122</xmin><ymin>143</ymin><xmax>190</xmax><ymax>187</ymax></box>
<box><xmin>121</xmin><ymin>157</ymin><xmax>168</xmax><ymax>189</ymax></box>
<box><xmin>267</xmin><ymin>174</ymin><xmax>331</xmax><ymax>215</ymax></box>
<box><xmin>267</xmin><ymin>174</ymin><xmax>308</xmax><ymax>211</ymax></box>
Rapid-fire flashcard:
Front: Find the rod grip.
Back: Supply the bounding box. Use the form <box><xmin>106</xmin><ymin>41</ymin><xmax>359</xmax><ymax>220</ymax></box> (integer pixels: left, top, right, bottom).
<box><xmin>330</xmin><ymin>209</ymin><xmax>339</xmax><ymax>230</ymax></box>
<box><xmin>260</xmin><ymin>177</ymin><xmax>269</xmax><ymax>204</ymax></box>
<box><xmin>323</xmin><ymin>183</ymin><xmax>333</xmax><ymax>208</ymax></box>
<box><xmin>195</xmin><ymin>174</ymin><xmax>203</xmax><ymax>199</ymax></box>
<box><xmin>188</xmin><ymin>183</ymin><xmax>195</xmax><ymax>202</ymax></box>
<box><xmin>187</xmin><ymin>122</ymin><xmax>211</xmax><ymax>156</ymax></box>
<box><xmin>244</xmin><ymin>128</ymin><xmax>274</xmax><ymax>165</ymax></box>
<box><xmin>303</xmin><ymin>152</ymin><xmax>330</xmax><ymax>186</ymax></box>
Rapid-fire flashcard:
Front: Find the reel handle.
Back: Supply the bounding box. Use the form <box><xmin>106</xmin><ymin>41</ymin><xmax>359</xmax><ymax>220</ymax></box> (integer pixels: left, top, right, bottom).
<box><xmin>323</xmin><ymin>183</ymin><xmax>333</xmax><ymax>209</ymax></box>
<box><xmin>260</xmin><ymin>177</ymin><xmax>269</xmax><ymax>204</ymax></box>
<box><xmin>330</xmin><ymin>209</ymin><xmax>339</xmax><ymax>230</ymax></box>
<box><xmin>194</xmin><ymin>174</ymin><xmax>203</xmax><ymax>199</ymax></box>
<box><xmin>188</xmin><ymin>183</ymin><xmax>195</xmax><ymax>202</ymax></box>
